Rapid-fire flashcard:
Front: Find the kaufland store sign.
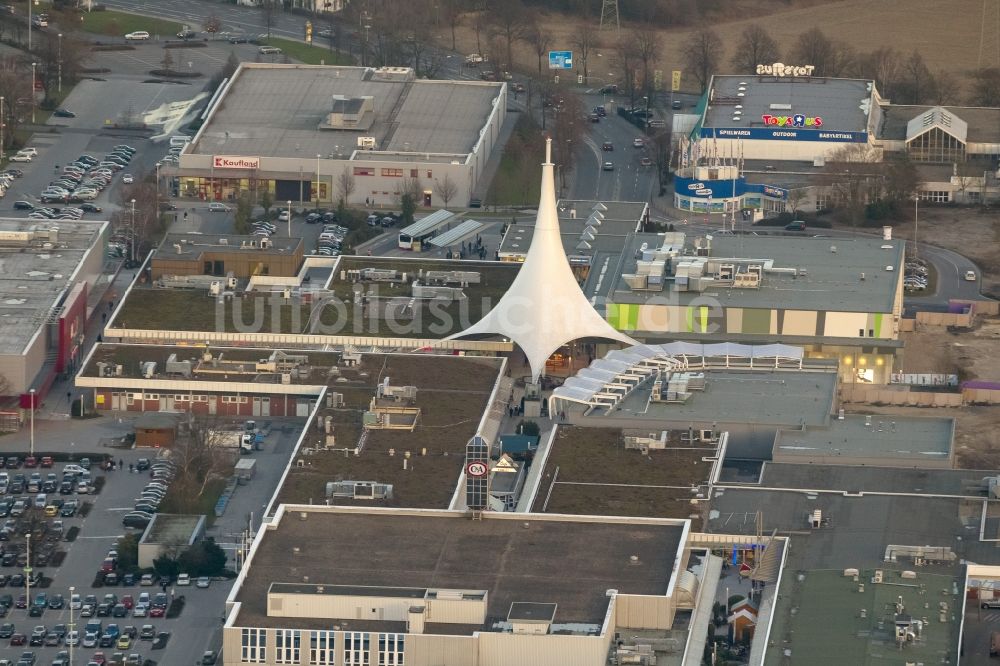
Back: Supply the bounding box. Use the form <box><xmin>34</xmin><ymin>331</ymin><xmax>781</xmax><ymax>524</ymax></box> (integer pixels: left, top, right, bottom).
<box><xmin>213</xmin><ymin>155</ymin><xmax>260</xmax><ymax>169</ymax></box>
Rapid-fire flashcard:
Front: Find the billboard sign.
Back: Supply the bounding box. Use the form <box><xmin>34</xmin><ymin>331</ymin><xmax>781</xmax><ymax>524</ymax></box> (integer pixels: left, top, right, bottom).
<box><xmin>213</xmin><ymin>155</ymin><xmax>261</xmax><ymax>169</ymax></box>
<box><xmin>762</xmin><ymin>113</ymin><xmax>823</xmax><ymax>128</ymax></box>
<box><xmin>466</xmin><ymin>461</ymin><xmax>488</xmax><ymax>477</ymax></box>
<box><xmin>687</xmin><ymin>182</ymin><xmax>705</xmax><ymax>191</ymax></box>
<box><xmin>548</xmin><ymin>50</ymin><xmax>573</xmax><ymax>69</ymax></box>
<box><xmin>671</xmin><ymin>70</ymin><xmax>682</xmax><ymax>91</ymax></box>
<box><xmin>756</xmin><ymin>63</ymin><xmax>815</xmax><ymax>77</ymax></box>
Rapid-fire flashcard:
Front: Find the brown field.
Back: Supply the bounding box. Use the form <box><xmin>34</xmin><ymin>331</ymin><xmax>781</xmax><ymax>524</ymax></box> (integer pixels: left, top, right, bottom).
<box><xmin>447</xmin><ymin>0</ymin><xmax>985</xmax><ymax>95</ymax></box>
<box><xmin>532</xmin><ymin>426</ymin><xmax>716</xmax><ymax>519</ymax></box>
<box><xmin>277</xmin><ymin>354</ymin><xmax>502</xmax><ymax>508</ymax></box>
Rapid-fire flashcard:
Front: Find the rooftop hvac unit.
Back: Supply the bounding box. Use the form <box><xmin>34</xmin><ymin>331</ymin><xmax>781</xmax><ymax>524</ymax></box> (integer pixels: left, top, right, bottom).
<box><xmin>209</xmin><ymin>281</ymin><xmax>222</xmax><ymax>296</ymax></box>
<box><xmin>141</xmin><ymin>361</ymin><xmax>157</xmax><ymax>379</ymax></box>
<box><xmin>358</xmin><ymin>136</ymin><xmax>377</xmax><ymax>150</ymax></box>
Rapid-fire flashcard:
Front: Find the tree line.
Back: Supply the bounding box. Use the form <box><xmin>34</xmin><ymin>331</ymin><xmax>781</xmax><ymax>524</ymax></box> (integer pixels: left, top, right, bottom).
<box><xmin>683</xmin><ymin>24</ymin><xmax>992</xmax><ymax>106</ymax></box>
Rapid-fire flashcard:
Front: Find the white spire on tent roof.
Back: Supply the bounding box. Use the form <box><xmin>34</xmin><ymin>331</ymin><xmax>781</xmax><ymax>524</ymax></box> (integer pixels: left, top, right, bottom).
<box><xmin>448</xmin><ymin>138</ymin><xmax>636</xmax><ymax>380</ymax></box>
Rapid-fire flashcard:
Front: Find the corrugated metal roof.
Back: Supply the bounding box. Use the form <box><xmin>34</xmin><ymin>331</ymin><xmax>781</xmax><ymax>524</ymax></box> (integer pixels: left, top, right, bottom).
<box><xmin>399</xmin><ymin>209</ymin><xmax>455</xmax><ymax>237</ymax></box>
<box><xmin>429</xmin><ymin>219</ymin><xmax>483</xmax><ymax>247</ymax></box>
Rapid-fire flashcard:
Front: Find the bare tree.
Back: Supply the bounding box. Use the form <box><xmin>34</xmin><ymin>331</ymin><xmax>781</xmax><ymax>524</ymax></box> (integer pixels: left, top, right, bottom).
<box><xmin>650</xmin><ymin>127</ymin><xmax>673</xmax><ymax>196</ymax></box>
<box><xmin>786</xmin><ymin>188</ymin><xmax>808</xmax><ymax>215</ymax></box>
<box><xmin>682</xmin><ymin>28</ymin><xmax>722</xmax><ymax>94</ymax></box>
<box><xmin>931</xmin><ymin>70</ymin><xmax>960</xmax><ymax>105</ymax></box>
<box><xmin>337</xmin><ymin>166</ymin><xmax>356</xmax><ymax>205</ymax></box>
<box><xmin>525</xmin><ymin>16</ymin><xmax>552</xmax><ymax>75</ymax></box>
<box><xmin>471</xmin><ymin>11</ymin><xmax>487</xmax><ymax>59</ymax></box>
<box><xmin>613</xmin><ymin>35</ymin><xmax>642</xmax><ymax>109</ymax></box>
<box><xmin>488</xmin><ymin>0</ymin><xmax>527</xmax><ymax>76</ymax></box>
<box><xmin>822</xmin><ymin>143</ymin><xmax>884</xmax><ymax>227</ymax></box>
<box><xmin>167</xmin><ymin>423</ymin><xmax>236</xmax><ymax>513</ymax></box>
<box><xmin>261</xmin><ymin>0</ymin><xmax>278</xmax><ymax>39</ymax></box>
<box><xmin>898</xmin><ymin>50</ymin><xmax>933</xmax><ymax>104</ymax></box>
<box><xmin>441</xmin><ymin>0</ymin><xmax>463</xmax><ymax>52</ymax></box>
<box><xmin>883</xmin><ymin>158</ymin><xmax>919</xmax><ymax>207</ymax></box>
<box><xmin>788</xmin><ymin>27</ymin><xmax>854</xmax><ymax>77</ymax></box>
<box><xmin>954</xmin><ymin>162</ymin><xmax>983</xmax><ymax>204</ymax></box>
<box><xmin>203</xmin><ymin>14</ymin><xmax>221</xmax><ymax>35</ymax></box>
<box><xmin>859</xmin><ymin>47</ymin><xmax>901</xmax><ymax>100</ymax></box>
<box><xmin>729</xmin><ymin>25</ymin><xmax>780</xmax><ymax>75</ymax></box>
<box><xmin>632</xmin><ymin>26</ymin><xmax>661</xmax><ymax>98</ymax></box>
<box><xmin>572</xmin><ymin>21</ymin><xmax>598</xmax><ymax>84</ymax></box>
<box><xmin>0</xmin><ymin>63</ymin><xmax>28</xmax><ymax>148</ymax></box>
<box><xmin>160</xmin><ymin>48</ymin><xmax>174</xmax><ymax>74</ymax></box>
<box><xmin>968</xmin><ymin>68</ymin><xmax>1000</xmax><ymax>106</ymax></box>
<box><xmin>434</xmin><ymin>174</ymin><xmax>458</xmax><ymax>207</ymax></box>
<box><xmin>552</xmin><ymin>90</ymin><xmax>587</xmax><ymax>194</ymax></box>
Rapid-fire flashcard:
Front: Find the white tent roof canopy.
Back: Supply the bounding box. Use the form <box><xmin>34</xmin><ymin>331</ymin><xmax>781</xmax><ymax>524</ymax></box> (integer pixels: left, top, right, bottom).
<box><xmin>447</xmin><ymin>138</ymin><xmax>637</xmax><ymax>380</ymax></box>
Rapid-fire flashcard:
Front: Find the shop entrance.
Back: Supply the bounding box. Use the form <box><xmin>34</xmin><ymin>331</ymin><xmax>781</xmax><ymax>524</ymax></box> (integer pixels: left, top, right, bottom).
<box><xmin>275</xmin><ymin>179</ymin><xmax>311</xmax><ymax>202</ymax></box>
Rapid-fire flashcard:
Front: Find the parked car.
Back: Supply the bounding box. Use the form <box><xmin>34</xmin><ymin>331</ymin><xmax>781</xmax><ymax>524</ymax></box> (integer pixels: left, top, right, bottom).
<box><xmin>208</xmin><ymin>203</ymin><xmax>230</xmax><ymax>213</ymax></box>
<box><xmin>124</xmin><ymin>31</ymin><xmax>150</xmax><ymax>41</ymax></box>
<box><xmin>258</xmin><ymin>45</ymin><xmax>281</xmax><ymax>55</ymax></box>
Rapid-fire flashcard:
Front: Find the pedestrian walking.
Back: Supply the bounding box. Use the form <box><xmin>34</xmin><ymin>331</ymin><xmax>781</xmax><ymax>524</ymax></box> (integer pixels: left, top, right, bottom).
<box><xmin>119</xmin><ymin>458</ymin><xmax>124</xmax><ymax>470</ymax></box>
<box><xmin>129</xmin><ymin>463</ymin><xmax>134</xmax><ymax>473</ymax></box>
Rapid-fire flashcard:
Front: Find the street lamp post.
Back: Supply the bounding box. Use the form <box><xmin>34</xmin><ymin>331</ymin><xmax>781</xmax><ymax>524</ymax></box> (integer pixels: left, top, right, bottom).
<box><xmin>69</xmin><ymin>584</ymin><xmax>75</xmax><ymax>665</ymax></box>
<box><xmin>155</xmin><ymin>162</ymin><xmax>160</xmax><ymax>210</ymax></box>
<box><xmin>286</xmin><ymin>200</ymin><xmax>292</xmax><ymax>236</ymax></box>
<box><xmin>24</xmin><ymin>534</ymin><xmax>31</xmax><ymax>621</ymax></box>
<box><xmin>315</xmin><ymin>153</ymin><xmax>321</xmax><ymax>210</ymax></box>
<box><xmin>57</xmin><ymin>33</ymin><xmax>62</xmax><ymax>93</ymax></box>
<box><xmin>129</xmin><ymin>199</ymin><xmax>135</xmax><ymax>263</ymax></box>
<box><xmin>27</xmin><ymin>0</ymin><xmax>32</xmax><ymax>52</ymax></box>
<box><xmin>28</xmin><ymin>388</ymin><xmax>35</xmax><ymax>455</ymax></box>
<box><xmin>913</xmin><ymin>193</ymin><xmax>919</xmax><ymax>259</ymax></box>
<box><xmin>30</xmin><ymin>62</ymin><xmax>36</xmax><ymax>124</ymax></box>
<box><xmin>1</xmin><ymin>96</ymin><xmax>5</xmax><ymax>158</ymax></box>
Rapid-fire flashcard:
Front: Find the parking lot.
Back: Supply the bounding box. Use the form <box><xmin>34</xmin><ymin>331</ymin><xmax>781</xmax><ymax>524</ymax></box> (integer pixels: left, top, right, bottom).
<box><xmin>0</xmin><ymin>413</ymin><xmax>307</xmax><ymax>666</ymax></box>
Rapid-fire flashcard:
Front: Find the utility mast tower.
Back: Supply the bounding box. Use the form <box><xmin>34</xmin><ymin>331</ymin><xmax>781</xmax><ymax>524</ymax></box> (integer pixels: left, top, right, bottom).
<box><xmin>599</xmin><ymin>0</ymin><xmax>620</xmax><ymax>34</ymax></box>
<box><xmin>979</xmin><ymin>0</ymin><xmax>1000</xmax><ymax>68</ymax></box>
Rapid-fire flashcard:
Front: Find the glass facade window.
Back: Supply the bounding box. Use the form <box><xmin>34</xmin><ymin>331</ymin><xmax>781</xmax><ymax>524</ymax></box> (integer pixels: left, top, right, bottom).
<box><xmin>378</xmin><ymin>633</ymin><xmax>405</xmax><ymax>665</ymax></box>
<box><xmin>344</xmin><ymin>632</ymin><xmax>371</xmax><ymax>665</ymax></box>
<box><xmin>907</xmin><ymin>127</ymin><xmax>966</xmax><ymax>163</ymax></box>
<box><xmin>918</xmin><ymin>191</ymin><xmax>951</xmax><ymax>203</ymax></box>
<box><xmin>275</xmin><ymin>629</ymin><xmax>301</xmax><ymax>664</ymax></box>
<box><xmin>241</xmin><ymin>628</ymin><xmax>267</xmax><ymax>663</ymax></box>
<box><xmin>310</xmin><ymin>631</ymin><xmax>336</xmax><ymax>666</ymax></box>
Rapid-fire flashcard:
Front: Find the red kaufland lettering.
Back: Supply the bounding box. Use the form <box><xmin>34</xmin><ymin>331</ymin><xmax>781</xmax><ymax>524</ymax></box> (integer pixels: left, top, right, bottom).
<box><xmin>213</xmin><ymin>156</ymin><xmax>260</xmax><ymax>169</ymax></box>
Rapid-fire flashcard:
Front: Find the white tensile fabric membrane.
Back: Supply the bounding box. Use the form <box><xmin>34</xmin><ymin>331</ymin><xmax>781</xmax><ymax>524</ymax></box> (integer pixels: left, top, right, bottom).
<box><xmin>449</xmin><ymin>138</ymin><xmax>637</xmax><ymax>380</ymax></box>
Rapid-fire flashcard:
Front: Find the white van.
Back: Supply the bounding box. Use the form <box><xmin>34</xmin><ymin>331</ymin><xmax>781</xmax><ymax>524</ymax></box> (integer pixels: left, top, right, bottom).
<box><xmin>34</xmin><ymin>493</ymin><xmax>47</xmax><ymax>509</ymax></box>
<box><xmin>169</xmin><ymin>135</ymin><xmax>191</xmax><ymax>148</ymax></box>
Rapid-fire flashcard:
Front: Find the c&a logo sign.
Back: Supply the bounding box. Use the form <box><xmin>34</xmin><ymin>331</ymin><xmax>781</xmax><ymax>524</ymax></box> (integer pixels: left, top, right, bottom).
<box><xmin>762</xmin><ymin>114</ymin><xmax>823</xmax><ymax>128</ymax></box>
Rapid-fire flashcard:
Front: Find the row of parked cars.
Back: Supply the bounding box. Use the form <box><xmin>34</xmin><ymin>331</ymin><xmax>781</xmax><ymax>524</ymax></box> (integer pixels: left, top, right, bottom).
<box><xmin>0</xmin><ymin>465</ymin><xmax>93</xmax><ymax>495</ymax></box>
<box><xmin>316</xmin><ymin>224</ymin><xmax>348</xmax><ymax>256</ymax></box>
<box><xmin>121</xmin><ymin>459</ymin><xmax>174</xmax><ymax>530</ymax></box>
<box><xmin>40</xmin><ymin>145</ymin><xmax>137</xmax><ymax>204</ymax></box>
